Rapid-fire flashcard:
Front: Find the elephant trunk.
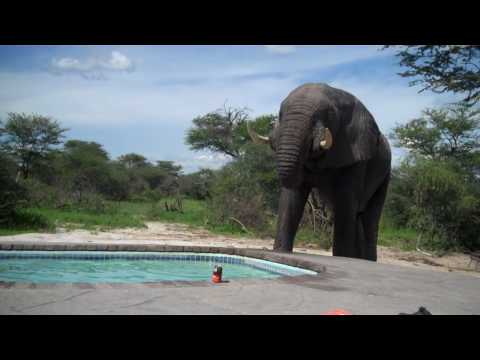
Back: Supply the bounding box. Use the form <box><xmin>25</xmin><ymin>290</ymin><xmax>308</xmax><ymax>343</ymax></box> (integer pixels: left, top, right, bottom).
<box><xmin>276</xmin><ymin>111</ymin><xmax>312</xmax><ymax>187</ymax></box>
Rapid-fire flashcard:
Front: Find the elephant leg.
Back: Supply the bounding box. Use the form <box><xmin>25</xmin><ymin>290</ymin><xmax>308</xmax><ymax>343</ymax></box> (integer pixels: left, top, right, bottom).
<box><xmin>355</xmin><ymin>213</ymin><xmax>366</xmax><ymax>259</ymax></box>
<box><xmin>362</xmin><ymin>173</ymin><xmax>390</xmax><ymax>261</ymax></box>
<box><xmin>332</xmin><ymin>162</ymin><xmax>366</xmax><ymax>259</ymax></box>
<box><xmin>332</xmin><ymin>194</ymin><xmax>358</xmax><ymax>258</ymax></box>
<box><xmin>274</xmin><ymin>186</ymin><xmax>311</xmax><ymax>252</ymax></box>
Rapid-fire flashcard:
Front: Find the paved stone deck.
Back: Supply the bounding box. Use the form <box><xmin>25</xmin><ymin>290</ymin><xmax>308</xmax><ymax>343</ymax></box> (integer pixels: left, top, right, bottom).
<box><xmin>0</xmin><ymin>242</ymin><xmax>479</xmax><ymax>315</ymax></box>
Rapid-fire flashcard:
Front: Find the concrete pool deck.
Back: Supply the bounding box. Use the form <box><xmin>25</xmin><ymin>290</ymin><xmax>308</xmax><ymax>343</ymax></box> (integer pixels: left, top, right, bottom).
<box><xmin>0</xmin><ymin>241</ymin><xmax>479</xmax><ymax>315</ymax></box>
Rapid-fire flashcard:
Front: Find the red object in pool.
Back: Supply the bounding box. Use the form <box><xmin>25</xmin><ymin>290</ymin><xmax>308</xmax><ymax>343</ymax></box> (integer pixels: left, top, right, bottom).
<box><xmin>322</xmin><ymin>309</ymin><xmax>352</xmax><ymax>315</ymax></box>
<box><xmin>212</xmin><ymin>265</ymin><xmax>223</xmax><ymax>283</ymax></box>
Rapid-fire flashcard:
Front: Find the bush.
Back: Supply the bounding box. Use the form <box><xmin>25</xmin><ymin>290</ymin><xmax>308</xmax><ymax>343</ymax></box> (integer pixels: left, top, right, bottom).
<box><xmin>179</xmin><ymin>169</ymin><xmax>215</xmax><ymax>200</ymax></box>
<box><xmin>129</xmin><ymin>189</ymin><xmax>164</xmax><ymax>203</ymax></box>
<box><xmin>384</xmin><ymin>166</ymin><xmax>416</xmax><ymax>228</ymax></box>
<box><xmin>19</xmin><ymin>177</ymin><xmax>109</xmax><ymax>214</ymax></box>
<box><xmin>19</xmin><ymin>178</ymin><xmax>63</xmax><ymax>208</ymax></box>
<box><xmin>207</xmin><ymin>144</ymin><xmax>279</xmax><ymax>234</ymax></box>
<box><xmin>391</xmin><ymin>158</ymin><xmax>480</xmax><ymax>251</ymax></box>
<box><xmin>0</xmin><ymin>153</ymin><xmax>26</xmax><ymax>225</ymax></box>
<box><xmin>4</xmin><ymin>209</ymin><xmax>54</xmax><ymax>231</ymax></box>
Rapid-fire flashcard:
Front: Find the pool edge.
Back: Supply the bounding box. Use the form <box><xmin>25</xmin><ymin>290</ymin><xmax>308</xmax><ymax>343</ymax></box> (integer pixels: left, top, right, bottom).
<box><xmin>0</xmin><ymin>242</ymin><xmax>327</xmax><ymax>275</ymax></box>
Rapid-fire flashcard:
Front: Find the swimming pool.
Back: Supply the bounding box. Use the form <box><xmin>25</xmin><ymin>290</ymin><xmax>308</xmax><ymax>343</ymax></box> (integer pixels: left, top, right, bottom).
<box><xmin>0</xmin><ymin>251</ymin><xmax>317</xmax><ymax>283</ymax></box>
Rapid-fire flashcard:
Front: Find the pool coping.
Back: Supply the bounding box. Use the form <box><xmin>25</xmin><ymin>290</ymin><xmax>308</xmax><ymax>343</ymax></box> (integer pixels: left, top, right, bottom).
<box><xmin>0</xmin><ymin>242</ymin><xmax>326</xmax><ymax>289</ymax></box>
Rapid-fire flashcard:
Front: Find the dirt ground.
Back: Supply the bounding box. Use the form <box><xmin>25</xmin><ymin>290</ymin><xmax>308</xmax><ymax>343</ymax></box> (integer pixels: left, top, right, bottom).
<box><xmin>2</xmin><ymin>221</ymin><xmax>479</xmax><ymax>277</ymax></box>
<box><xmin>33</xmin><ymin>222</ymin><xmax>477</xmax><ymax>278</ymax></box>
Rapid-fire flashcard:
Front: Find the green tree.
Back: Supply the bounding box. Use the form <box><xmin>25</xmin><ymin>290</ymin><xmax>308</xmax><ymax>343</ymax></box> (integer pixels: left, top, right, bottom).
<box><xmin>208</xmin><ymin>142</ymin><xmax>279</xmax><ymax>233</ymax></box>
<box><xmin>205</xmin><ymin>112</ymin><xmax>279</xmax><ymax>233</ymax></box>
<box><xmin>156</xmin><ymin>161</ymin><xmax>182</xmax><ymax>176</ymax></box>
<box><xmin>118</xmin><ymin>153</ymin><xmax>149</xmax><ymax>169</ymax></box>
<box><xmin>390</xmin><ymin>103</ymin><xmax>480</xmax><ymax>175</ymax></box>
<box><xmin>0</xmin><ymin>151</ymin><xmax>26</xmax><ymax>224</ymax></box>
<box><xmin>0</xmin><ymin>113</ymin><xmax>68</xmax><ymax>179</ymax></box>
<box><xmin>386</xmin><ymin>45</ymin><xmax>480</xmax><ymax>106</ymax></box>
<box><xmin>154</xmin><ymin>161</ymin><xmax>183</xmax><ymax>196</ymax></box>
<box><xmin>178</xmin><ymin>168</ymin><xmax>215</xmax><ymax>200</ymax></box>
<box><xmin>61</xmin><ymin>140</ymin><xmax>113</xmax><ymax>200</ymax></box>
<box><xmin>185</xmin><ymin>105</ymin><xmax>252</xmax><ymax>158</ymax></box>
<box><xmin>387</xmin><ymin>103</ymin><xmax>480</xmax><ymax>251</ymax></box>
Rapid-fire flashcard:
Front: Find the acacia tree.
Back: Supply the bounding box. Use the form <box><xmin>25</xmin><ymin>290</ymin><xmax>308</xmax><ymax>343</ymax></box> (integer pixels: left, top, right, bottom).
<box><xmin>386</xmin><ymin>45</ymin><xmax>480</xmax><ymax>106</ymax></box>
<box><xmin>185</xmin><ymin>104</ymin><xmax>252</xmax><ymax>158</ymax></box>
<box><xmin>390</xmin><ymin>102</ymin><xmax>480</xmax><ymax>175</ymax></box>
<box><xmin>118</xmin><ymin>153</ymin><xmax>149</xmax><ymax>169</ymax></box>
<box><xmin>0</xmin><ymin>113</ymin><xmax>68</xmax><ymax>179</ymax></box>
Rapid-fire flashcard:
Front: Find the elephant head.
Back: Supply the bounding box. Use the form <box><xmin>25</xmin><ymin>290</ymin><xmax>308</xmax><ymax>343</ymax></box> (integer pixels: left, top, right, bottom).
<box><xmin>248</xmin><ymin>83</ymin><xmax>380</xmax><ymax>188</ymax></box>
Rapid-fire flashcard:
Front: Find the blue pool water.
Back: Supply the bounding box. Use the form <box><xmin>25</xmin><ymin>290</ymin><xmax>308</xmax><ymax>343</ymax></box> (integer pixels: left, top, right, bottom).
<box><xmin>0</xmin><ymin>251</ymin><xmax>316</xmax><ymax>283</ymax></box>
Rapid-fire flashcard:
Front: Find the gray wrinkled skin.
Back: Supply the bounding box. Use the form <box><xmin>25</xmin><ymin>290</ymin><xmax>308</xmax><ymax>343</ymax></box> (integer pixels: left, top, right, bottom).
<box><xmin>267</xmin><ymin>83</ymin><xmax>391</xmax><ymax>261</ymax></box>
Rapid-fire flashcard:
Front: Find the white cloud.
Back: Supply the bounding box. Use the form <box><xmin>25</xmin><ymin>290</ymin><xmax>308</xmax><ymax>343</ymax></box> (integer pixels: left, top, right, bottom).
<box><xmin>50</xmin><ymin>51</ymin><xmax>134</xmax><ymax>79</ymax></box>
<box><xmin>104</xmin><ymin>51</ymin><xmax>133</xmax><ymax>71</ymax></box>
<box><xmin>264</xmin><ymin>45</ymin><xmax>297</xmax><ymax>54</ymax></box>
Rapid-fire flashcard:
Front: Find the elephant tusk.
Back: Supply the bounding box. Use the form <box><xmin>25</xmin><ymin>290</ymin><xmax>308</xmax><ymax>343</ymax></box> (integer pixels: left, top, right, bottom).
<box><xmin>247</xmin><ymin>122</ymin><xmax>270</xmax><ymax>145</ymax></box>
<box><xmin>320</xmin><ymin>128</ymin><xmax>333</xmax><ymax>149</ymax></box>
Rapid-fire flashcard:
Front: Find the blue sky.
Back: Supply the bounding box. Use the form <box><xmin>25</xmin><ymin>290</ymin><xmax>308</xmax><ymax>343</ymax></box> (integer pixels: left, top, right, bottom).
<box><xmin>0</xmin><ymin>45</ymin><xmax>457</xmax><ymax>173</ymax></box>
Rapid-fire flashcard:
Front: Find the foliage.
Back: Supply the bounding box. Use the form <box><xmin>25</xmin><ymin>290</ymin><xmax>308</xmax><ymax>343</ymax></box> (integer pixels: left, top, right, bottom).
<box><xmin>0</xmin><ymin>152</ymin><xmax>26</xmax><ymax>224</ymax></box>
<box><xmin>178</xmin><ymin>168</ymin><xmax>215</xmax><ymax>200</ymax></box>
<box><xmin>185</xmin><ymin>104</ymin><xmax>252</xmax><ymax>158</ymax></box>
<box><xmin>25</xmin><ymin>204</ymin><xmax>146</xmax><ymax>231</ymax></box>
<box><xmin>154</xmin><ymin>161</ymin><xmax>183</xmax><ymax>196</ymax></box>
<box><xmin>390</xmin><ymin>103</ymin><xmax>480</xmax><ymax>169</ymax></box>
<box><xmin>407</xmin><ymin>159</ymin><xmax>480</xmax><ymax>250</ymax></box>
<box><xmin>1</xmin><ymin>208</ymin><xmax>54</xmax><ymax>233</ymax></box>
<box><xmin>383</xmin><ymin>165</ymin><xmax>416</xmax><ymax>228</ymax></box>
<box><xmin>377</xmin><ymin>219</ymin><xmax>418</xmax><ymax>251</ymax></box>
<box><xmin>0</xmin><ymin>112</ymin><xmax>68</xmax><ymax>179</ymax></box>
<box><xmin>118</xmin><ymin>153</ymin><xmax>149</xmax><ymax>169</ymax></box>
<box><xmin>388</xmin><ymin>105</ymin><xmax>480</xmax><ymax>251</ymax></box>
<box><xmin>386</xmin><ymin>45</ymin><xmax>480</xmax><ymax>106</ymax></box>
<box><xmin>186</xmin><ymin>108</ymin><xmax>279</xmax><ymax>233</ymax></box>
<box><xmin>207</xmin><ymin>142</ymin><xmax>279</xmax><ymax>234</ymax></box>
<box><xmin>61</xmin><ymin>140</ymin><xmax>131</xmax><ymax>201</ymax></box>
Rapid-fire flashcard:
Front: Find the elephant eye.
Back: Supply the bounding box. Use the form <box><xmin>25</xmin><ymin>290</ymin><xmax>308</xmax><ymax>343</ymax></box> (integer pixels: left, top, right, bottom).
<box><xmin>312</xmin><ymin>108</ymin><xmax>329</xmax><ymax>125</ymax></box>
<box><xmin>312</xmin><ymin>113</ymin><xmax>322</xmax><ymax>124</ymax></box>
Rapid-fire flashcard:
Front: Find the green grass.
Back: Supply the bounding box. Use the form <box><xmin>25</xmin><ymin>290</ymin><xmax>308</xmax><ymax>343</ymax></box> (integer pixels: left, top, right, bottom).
<box><xmin>0</xmin><ymin>199</ymin><xmax>421</xmax><ymax>253</ymax></box>
<box><xmin>0</xmin><ymin>199</ymin><xmax>249</xmax><ymax>237</ymax></box>
<box><xmin>32</xmin><ymin>205</ymin><xmax>147</xmax><ymax>231</ymax></box>
<box><xmin>146</xmin><ymin>199</ymin><xmax>249</xmax><ymax>237</ymax></box>
<box><xmin>146</xmin><ymin>199</ymin><xmax>208</xmax><ymax>227</ymax></box>
<box><xmin>378</xmin><ymin>221</ymin><xmax>418</xmax><ymax>251</ymax></box>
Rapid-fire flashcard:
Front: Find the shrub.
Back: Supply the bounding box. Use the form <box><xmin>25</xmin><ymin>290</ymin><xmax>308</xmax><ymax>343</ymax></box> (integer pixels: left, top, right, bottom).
<box><xmin>178</xmin><ymin>169</ymin><xmax>215</xmax><ymax>200</ymax></box>
<box><xmin>207</xmin><ymin>151</ymin><xmax>276</xmax><ymax>234</ymax></box>
<box><xmin>5</xmin><ymin>209</ymin><xmax>54</xmax><ymax>231</ymax></box>
<box><xmin>0</xmin><ymin>152</ymin><xmax>26</xmax><ymax>225</ymax></box>
<box><xmin>403</xmin><ymin>159</ymin><xmax>480</xmax><ymax>251</ymax></box>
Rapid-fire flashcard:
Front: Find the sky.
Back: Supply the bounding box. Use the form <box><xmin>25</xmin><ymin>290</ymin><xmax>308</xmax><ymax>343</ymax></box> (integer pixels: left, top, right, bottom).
<box><xmin>0</xmin><ymin>45</ymin><xmax>458</xmax><ymax>173</ymax></box>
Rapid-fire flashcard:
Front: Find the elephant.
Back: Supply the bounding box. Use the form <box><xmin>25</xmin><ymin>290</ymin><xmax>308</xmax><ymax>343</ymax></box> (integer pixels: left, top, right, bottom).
<box><xmin>248</xmin><ymin>83</ymin><xmax>391</xmax><ymax>261</ymax></box>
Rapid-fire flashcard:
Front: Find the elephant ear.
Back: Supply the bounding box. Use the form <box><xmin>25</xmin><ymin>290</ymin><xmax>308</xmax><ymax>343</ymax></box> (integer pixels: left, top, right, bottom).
<box><xmin>317</xmin><ymin>99</ymin><xmax>380</xmax><ymax>169</ymax></box>
<box><xmin>344</xmin><ymin>99</ymin><xmax>381</xmax><ymax>163</ymax></box>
